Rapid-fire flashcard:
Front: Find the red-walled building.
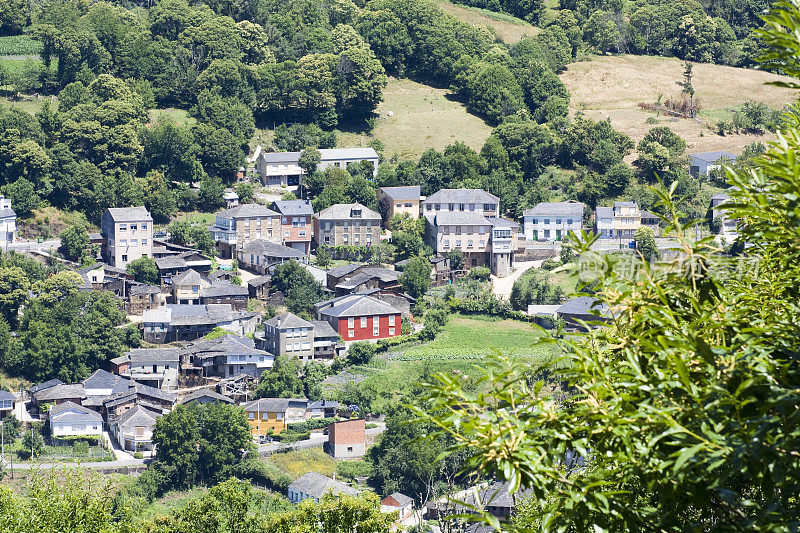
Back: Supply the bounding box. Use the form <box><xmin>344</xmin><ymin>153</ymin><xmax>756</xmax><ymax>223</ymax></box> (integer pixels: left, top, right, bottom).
<box><xmin>315</xmin><ymin>294</ymin><xmax>402</xmax><ymax>342</ymax></box>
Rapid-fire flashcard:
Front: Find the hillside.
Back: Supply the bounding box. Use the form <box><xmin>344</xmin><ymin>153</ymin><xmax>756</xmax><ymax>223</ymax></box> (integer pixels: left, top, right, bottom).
<box><xmin>560</xmin><ymin>54</ymin><xmax>799</xmax><ymax>155</ymax></box>
<box><xmin>338</xmin><ymin>78</ymin><xmax>494</xmax><ymax>160</ymax></box>
<box><xmin>432</xmin><ymin>0</ymin><xmax>538</xmax><ymax>43</ymax></box>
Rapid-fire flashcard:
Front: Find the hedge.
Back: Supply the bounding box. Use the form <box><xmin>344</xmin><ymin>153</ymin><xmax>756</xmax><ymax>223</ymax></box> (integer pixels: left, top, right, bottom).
<box><xmin>52</xmin><ymin>435</ymin><xmax>101</xmax><ymax>446</ymax></box>
<box><xmin>234</xmin><ymin>460</ymin><xmax>292</xmax><ymax>493</ymax></box>
<box><xmin>287</xmin><ymin>417</ymin><xmax>339</xmax><ymax>432</ymax></box>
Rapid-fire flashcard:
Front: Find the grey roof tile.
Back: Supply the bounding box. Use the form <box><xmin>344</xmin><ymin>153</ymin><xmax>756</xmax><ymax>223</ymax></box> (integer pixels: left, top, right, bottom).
<box><xmin>179</xmin><ymin>389</ymin><xmax>234</xmax><ymax>404</ymax></box>
<box><xmin>288</xmin><ymin>472</ymin><xmax>360</xmax><ymax>499</ymax></box>
<box><xmin>423</xmin><ymin>188</ymin><xmax>499</xmax><ymax>205</ymax></box>
<box><xmin>264</xmin><ymin>312</ymin><xmax>314</xmax><ymax>329</ymax></box>
<box><xmin>49</xmin><ymin>401</ymin><xmax>102</xmax><ymax>425</ymax></box>
<box><xmin>523</xmin><ymin>202</ymin><xmax>585</xmax><ymax>218</ymax></box>
<box><xmin>240</xmin><ymin>239</ymin><xmax>306</xmax><ymax>259</ymax></box>
<box><xmin>200</xmin><ymin>280</ymin><xmax>249</xmax><ymax>298</ymax></box>
<box><xmin>315</xmin><ymin>203</ymin><xmax>380</xmax><ymax>220</ymax></box>
<box><xmin>33</xmin><ymin>384</ymin><xmax>86</xmax><ymax>402</ymax></box>
<box><xmin>126</xmin><ymin>348</ymin><xmax>181</xmax><ymax>364</ymax></box>
<box><xmin>318</xmin><ymin>294</ymin><xmax>401</xmax><ymax>318</ymax></box>
<box><xmin>106</xmin><ymin>206</ymin><xmax>152</xmax><ymax>222</ymax></box>
<box><xmin>380</xmin><ymin>186</ymin><xmax>420</xmax><ymax>200</ymax></box>
<box><xmin>272</xmin><ymin>200</ymin><xmax>314</xmax><ymax>216</ymax></box>
<box><xmin>217</xmin><ymin>203</ymin><xmax>278</xmax><ymax>219</ymax></box>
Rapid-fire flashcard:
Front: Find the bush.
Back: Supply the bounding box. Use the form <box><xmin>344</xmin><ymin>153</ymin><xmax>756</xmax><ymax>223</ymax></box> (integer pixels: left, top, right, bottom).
<box><xmin>133</xmin><ymin>452</ymin><xmax>144</xmax><ymax>459</ymax></box>
<box><xmin>233</xmin><ymin>459</ymin><xmax>293</xmax><ymax>493</ymax></box>
<box><xmin>540</xmin><ymin>258</ymin><xmax>561</xmax><ymax>271</ymax></box>
<box><xmin>469</xmin><ymin>266</ymin><xmax>491</xmax><ymax>281</ymax></box>
<box><xmin>336</xmin><ymin>459</ymin><xmax>374</xmax><ymax>481</ymax></box>
<box><xmin>347</xmin><ymin>342</ymin><xmax>376</xmax><ymax>366</ymax></box>
<box><xmin>287</xmin><ymin>417</ymin><xmax>339</xmax><ymax>432</ymax></box>
<box><xmin>73</xmin><ymin>441</ymin><xmax>90</xmax><ymax>455</ymax></box>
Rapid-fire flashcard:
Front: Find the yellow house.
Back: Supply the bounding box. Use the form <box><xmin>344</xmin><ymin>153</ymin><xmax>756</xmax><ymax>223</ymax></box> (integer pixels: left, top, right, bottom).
<box><xmin>172</xmin><ymin>269</ymin><xmax>209</xmax><ymax>305</ymax></box>
<box><xmin>377</xmin><ymin>186</ymin><xmax>421</xmax><ymax>226</ymax></box>
<box><xmin>243</xmin><ymin>398</ymin><xmax>301</xmax><ymax>437</ymax></box>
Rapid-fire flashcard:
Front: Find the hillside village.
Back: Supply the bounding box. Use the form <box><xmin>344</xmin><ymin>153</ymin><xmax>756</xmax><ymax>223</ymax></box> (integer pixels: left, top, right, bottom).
<box><xmin>0</xmin><ymin>0</ymin><xmax>799</xmax><ymax>529</ymax></box>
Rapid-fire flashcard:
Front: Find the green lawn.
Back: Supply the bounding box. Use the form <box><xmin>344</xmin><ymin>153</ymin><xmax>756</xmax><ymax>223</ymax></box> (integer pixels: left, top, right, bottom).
<box><xmin>148</xmin><ymin>108</ymin><xmax>196</xmax><ymax>127</ymax></box>
<box><xmin>400</xmin><ymin>315</ymin><xmax>557</xmax><ymax>361</ymax></box>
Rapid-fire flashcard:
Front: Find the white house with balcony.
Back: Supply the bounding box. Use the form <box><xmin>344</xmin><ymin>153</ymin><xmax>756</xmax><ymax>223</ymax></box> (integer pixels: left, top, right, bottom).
<box><xmin>0</xmin><ymin>195</ymin><xmax>16</xmax><ymax>248</ymax></box>
<box><xmin>118</xmin><ymin>348</ymin><xmax>181</xmax><ymax>390</ymax></box>
<box><xmin>523</xmin><ymin>202</ymin><xmax>584</xmax><ymax>242</ymax></box>
<box><xmin>49</xmin><ymin>401</ymin><xmax>104</xmax><ymax>438</ymax></box>
<box><xmin>256</xmin><ymin>148</ymin><xmax>379</xmax><ymax>188</ymax></box>
<box><xmin>595</xmin><ymin>202</ymin><xmax>642</xmax><ymax>240</ymax></box>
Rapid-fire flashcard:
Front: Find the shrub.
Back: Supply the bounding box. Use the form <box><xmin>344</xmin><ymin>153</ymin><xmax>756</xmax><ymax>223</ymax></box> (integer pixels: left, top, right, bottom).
<box><xmin>73</xmin><ymin>441</ymin><xmax>90</xmax><ymax>455</ymax></box>
<box><xmin>540</xmin><ymin>258</ymin><xmax>561</xmax><ymax>271</ymax></box>
<box><xmin>469</xmin><ymin>266</ymin><xmax>491</xmax><ymax>281</ymax></box>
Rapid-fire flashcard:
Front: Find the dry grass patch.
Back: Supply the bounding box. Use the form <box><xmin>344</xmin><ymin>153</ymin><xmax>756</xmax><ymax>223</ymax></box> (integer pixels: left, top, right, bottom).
<box><xmin>339</xmin><ymin>78</ymin><xmax>493</xmax><ymax>160</ymax></box>
<box><xmin>433</xmin><ymin>0</ymin><xmax>539</xmax><ymax>43</ymax></box>
<box><xmin>267</xmin><ymin>448</ymin><xmax>336</xmax><ymax>480</ymax></box>
<box><xmin>560</xmin><ymin>54</ymin><xmax>799</xmax><ymax>156</ymax></box>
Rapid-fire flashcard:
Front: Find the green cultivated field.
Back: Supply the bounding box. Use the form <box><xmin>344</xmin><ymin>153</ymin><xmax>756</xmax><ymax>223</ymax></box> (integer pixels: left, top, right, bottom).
<box><xmin>400</xmin><ymin>315</ymin><xmax>555</xmax><ymax>361</ymax></box>
<box><xmin>0</xmin><ymin>35</ymin><xmax>43</xmax><ymax>56</ymax></box>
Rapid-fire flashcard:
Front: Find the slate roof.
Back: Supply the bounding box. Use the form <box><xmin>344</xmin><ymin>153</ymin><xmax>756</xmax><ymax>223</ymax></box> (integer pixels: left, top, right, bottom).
<box><xmin>83</xmin><ymin>369</ymin><xmax>132</xmax><ymax>395</ymax></box>
<box><xmin>240</xmin><ymin>239</ymin><xmax>306</xmax><ymax>259</ymax></box>
<box><xmin>423</xmin><ymin>188</ymin><xmax>499</xmax><ymax>205</ymax></box>
<box><xmin>155</xmin><ymin>255</ymin><xmax>188</xmax><ymax>270</ymax></box>
<box><xmin>244</xmin><ymin>398</ymin><xmax>307</xmax><ymax>412</ymax></box>
<box><xmin>272</xmin><ymin>200</ymin><xmax>314</xmax><ymax>216</ymax></box>
<box><xmin>690</xmin><ymin>151</ymin><xmax>737</xmax><ymax>163</ymax></box>
<box><xmin>595</xmin><ymin>206</ymin><xmax>613</xmax><ymax>219</ymax></box>
<box><xmin>327</xmin><ymin>263</ymin><xmax>365</xmax><ymax>277</ymax></box>
<box><xmin>143</xmin><ymin>304</ymin><xmax>258</xmax><ymax>327</ymax></box>
<box><xmin>173</xmin><ymin>269</ymin><xmax>205</xmax><ymax>286</ymax></box>
<box><xmin>487</xmin><ymin>217</ymin><xmax>520</xmax><ymax>229</ymax></box>
<box><xmin>28</xmin><ymin>378</ymin><xmax>63</xmax><ymax>395</ymax></box>
<box><xmin>33</xmin><ymin>384</ymin><xmax>86</xmax><ymax>402</ymax></box>
<box><xmin>318</xmin><ymin>294</ymin><xmax>401</xmax><ymax>318</ymax></box>
<box><xmin>0</xmin><ymin>208</ymin><xmax>16</xmax><ymax>219</ymax></box>
<box><xmin>307</xmin><ymin>399</ymin><xmax>338</xmax><ymax>410</ymax></box>
<box><xmin>288</xmin><ymin>472</ymin><xmax>360</xmax><ymax>499</ymax></box>
<box><xmin>130</xmin><ymin>284</ymin><xmax>161</xmax><ymax>295</ymax></box>
<box><xmin>335</xmin><ymin>267</ymin><xmax>399</xmax><ymax>290</ymax></box>
<box><xmin>179</xmin><ymin>389</ymin><xmax>234</xmax><ymax>404</ymax></box>
<box><xmin>0</xmin><ymin>390</ymin><xmax>16</xmax><ymax>402</ymax></box>
<box><xmin>126</xmin><ymin>348</ymin><xmax>181</xmax><ymax>364</ymax></box>
<box><xmin>523</xmin><ymin>201</ymin><xmax>585</xmax><ymax>218</ymax></box>
<box><xmin>182</xmin><ymin>334</ymin><xmax>269</xmax><ymax>360</ymax></box>
<box><xmin>557</xmin><ymin>296</ymin><xmax>608</xmax><ymax>317</ymax></box>
<box><xmin>49</xmin><ymin>401</ymin><xmax>102</xmax><ymax>425</ymax></box>
<box><xmin>117</xmin><ymin>404</ymin><xmax>159</xmax><ymax>429</ymax></box>
<box><xmin>430</xmin><ymin>212</ymin><xmax>490</xmax><ymax>226</ymax></box>
<box><xmin>106</xmin><ymin>207</ymin><xmax>152</xmax><ymax>222</ymax></box>
<box><xmin>315</xmin><ymin>203</ymin><xmax>380</xmax><ymax>220</ymax></box>
<box><xmin>265</xmin><ymin>312</ymin><xmax>314</xmax><ymax>330</ymax></box>
<box><xmin>261</xmin><ymin>148</ymin><xmax>378</xmax><ymax>164</ymax></box>
<box><xmin>312</xmin><ymin>320</ymin><xmax>340</xmax><ymax>339</ymax></box>
<box><xmin>380</xmin><ymin>186</ymin><xmax>421</xmax><ymax>200</ymax></box>
<box><xmin>217</xmin><ymin>203</ymin><xmax>278</xmax><ymax>219</ymax></box>
<box><xmin>711</xmin><ymin>191</ymin><xmax>731</xmax><ymax>201</ymax></box>
<box><xmin>383</xmin><ymin>492</ymin><xmax>414</xmax><ymax>507</ymax></box>
<box><xmin>247</xmin><ymin>275</ymin><xmax>271</xmax><ymax>288</ymax></box>
<box><xmin>200</xmin><ymin>280</ymin><xmax>249</xmax><ymax>298</ymax></box>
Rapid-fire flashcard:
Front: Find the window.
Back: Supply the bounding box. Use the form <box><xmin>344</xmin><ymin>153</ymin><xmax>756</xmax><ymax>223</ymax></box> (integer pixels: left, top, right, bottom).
<box><xmin>343</xmin><ymin>234</ymin><xmax>349</xmax><ymax>243</ymax></box>
<box><xmin>276</xmin><ymin>412</ymin><xmax>284</xmax><ymax>420</ymax></box>
<box><xmin>532</xmin><ymin>218</ymin><xmax>538</xmax><ymax>224</ymax></box>
<box><xmin>192</xmin><ymin>285</ymin><xmax>199</xmax><ymax>293</ymax></box>
<box><xmin>261</xmin><ymin>412</ymin><xmax>269</xmax><ymax>419</ymax></box>
<box><xmin>355</xmin><ymin>234</ymin><xmax>360</xmax><ymax>244</ymax></box>
<box><xmin>426</xmin><ymin>204</ymin><xmax>432</xmax><ymax>211</ymax></box>
<box><xmin>389</xmin><ymin>328</ymin><xmax>395</xmax><ymax>336</ymax></box>
<box><xmin>348</xmin><ymin>330</ymin><xmax>354</xmax><ymax>338</ymax></box>
<box><xmin>120</xmin><ymin>239</ymin><xmax>127</xmax><ymax>246</ymax></box>
<box><xmin>141</xmin><ymin>239</ymin><xmax>147</xmax><ymax>245</ymax></box>
<box><xmin>389</xmin><ymin>315</ymin><xmax>396</xmax><ymax>326</ymax></box>
<box><xmin>458</xmin><ymin>204</ymin><xmax>465</xmax><ymax>211</ymax></box>
<box><xmin>284</xmin><ymin>231</ymin><xmax>289</xmax><ymax>238</ymax></box>
<box><xmin>119</xmin><ymin>224</ymin><xmax>127</xmax><ymax>231</ymax></box>
<box><xmin>556</xmin><ymin>219</ymin><xmax>562</xmax><ymax>224</ymax></box>
<box><xmin>360</xmin><ymin>317</ymin><xmax>367</xmax><ymax>328</ymax></box>
<box><xmin>544</xmin><ymin>219</ymin><xmax>550</xmax><ymax>225</ymax></box>
<box><xmin>456</xmin><ymin>240</ymin><xmax>461</xmax><ymax>247</ymax></box>
<box><xmin>373</xmin><ymin>324</ymin><xmax>379</xmax><ymax>336</ymax></box>
<box><xmin>467</xmin><ymin>240</ymin><xmax>473</xmax><ymax>248</ymax></box>
<box><xmin>396</xmin><ymin>203</ymin><xmax>402</xmax><ymax>208</ymax></box>
<box><xmin>404</xmin><ymin>202</ymin><xmax>412</xmax><ymax>207</ymax></box>
<box><xmin>135</xmin><ymin>426</ymin><xmax>145</xmax><ymax>436</ymax></box>
<box><xmin>130</xmin><ymin>224</ymin><xmax>137</xmax><ymax>231</ymax></box>
<box><xmin>299</xmin><ymin>230</ymin><xmax>306</xmax><ymax>236</ymax></box>
<box><xmin>443</xmin><ymin>239</ymin><xmax>449</xmax><ymax>248</ymax></box>
<box><xmin>469</xmin><ymin>203</ymin><xmax>475</xmax><ymax>211</ymax></box>
<box><xmin>302</xmin><ymin>342</ymin><xmax>310</xmax><ymax>350</ymax></box>
<box><xmin>567</xmin><ymin>219</ymin><xmax>573</xmax><ymax>225</ymax></box>
<box><xmin>448</xmin><ymin>203</ymin><xmax>454</xmax><ymax>211</ymax></box>
<box><xmin>130</xmin><ymin>240</ymin><xmax>137</xmax><ymax>247</ymax></box>
<box><xmin>480</xmin><ymin>240</ymin><xmax>486</xmax><ymax>247</ymax></box>
<box><xmin>348</xmin><ymin>317</ymin><xmax>355</xmax><ymax>328</ymax></box>
<box><xmin>544</xmin><ymin>230</ymin><xmax>550</xmax><ymax>238</ymax></box>
<box><xmin>142</xmin><ymin>223</ymin><xmax>147</xmax><ymax>230</ymax></box>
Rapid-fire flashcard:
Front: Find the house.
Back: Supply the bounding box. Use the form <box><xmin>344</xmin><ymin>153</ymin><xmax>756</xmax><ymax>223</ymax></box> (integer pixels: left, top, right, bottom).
<box><xmin>260</xmin><ymin>312</ymin><xmax>316</xmax><ymax>360</ymax></box>
<box><xmin>223</xmin><ymin>188</ymin><xmax>239</xmax><ymax>208</ymax></box>
<box><xmin>332</xmin><ymin>266</ymin><xmax>401</xmax><ymax>296</ymax></box>
<box><xmin>77</xmin><ymin>263</ymin><xmax>128</xmax><ymax>295</ymax></box>
<box><xmin>287</xmin><ymin>472</ymin><xmax>360</xmax><ymax>504</ymax></box>
<box><xmin>256</xmin><ymin>148</ymin><xmax>379</xmax><ymax>188</ymax></box>
<box><xmin>310</xmin><ymin>320</ymin><xmax>343</xmax><ymax>359</ymax></box>
<box><xmin>110</xmin><ymin>405</ymin><xmax>160</xmax><ymax>453</ymax></box>
<box><xmin>595</xmin><ymin>202</ymin><xmax>642</xmax><ymax>240</ymax></box>
<box><xmin>640</xmin><ymin>210</ymin><xmax>661</xmax><ymax>236</ymax></box>
<box><xmin>307</xmin><ymin>400</ymin><xmax>338</xmax><ymax>418</ymax></box>
<box><xmin>170</xmin><ymin>270</ymin><xmax>249</xmax><ymax>310</ymax></box>
<box><xmin>381</xmin><ymin>493</ymin><xmax>414</xmax><ymax>521</ymax></box>
<box><xmin>179</xmin><ymin>389</ymin><xmax>234</xmax><ymax>405</ymax></box>
<box><xmin>0</xmin><ymin>390</ymin><xmax>16</xmax><ymax>416</ymax></box>
<box><xmin>209</xmin><ymin>203</ymin><xmax>281</xmax><ymax>259</ymax></box>
<box><xmin>422</xmin><ymin>188</ymin><xmax>500</xmax><ymax>218</ymax></box>
<box><xmin>690</xmin><ymin>151</ymin><xmax>737</xmax><ymax>177</ymax></box>
<box><xmin>0</xmin><ymin>195</ymin><xmax>17</xmax><ymax>246</ymax></box>
<box><xmin>327</xmin><ymin>419</ymin><xmax>365</xmax><ymax>458</ymax></box>
<box><xmin>711</xmin><ymin>191</ymin><xmax>738</xmax><ymax>235</ymax></box>
<box><xmin>32</xmin><ymin>384</ymin><xmax>86</xmax><ymax>410</ymax></box>
<box><xmin>272</xmin><ymin>199</ymin><xmax>314</xmax><ymax>254</ymax></box>
<box><xmin>424</xmin><ymin>212</ymin><xmax>523</xmax><ymax>276</ymax></box>
<box><xmin>300</xmin><ymin>263</ymin><xmax>328</xmax><ymax>286</ymax></box>
<box><xmin>243</xmin><ymin>398</ymin><xmax>308</xmax><ymax>437</ymax></box>
<box><xmin>237</xmin><ymin>240</ymin><xmax>307</xmax><ymax>274</ymax></box>
<box><xmin>154</xmin><ymin>252</ymin><xmax>213</xmax><ymax>286</ymax></box>
<box><xmin>313</xmin><ymin>203</ymin><xmax>381</xmax><ymax>248</ymax></box>
<box><xmin>102</xmin><ymin>382</ymin><xmax>177</xmax><ymax>419</ymax></box>
<box><xmin>141</xmin><ymin>304</ymin><xmax>261</xmax><ymax>343</ymax></box>
<box><xmin>377</xmin><ymin>186</ymin><xmax>421</xmax><ymax>224</ymax></box>
<box><xmin>183</xmin><ymin>334</ymin><xmax>273</xmax><ymax>378</ymax></box>
<box><xmin>315</xmin><ymin>294</ymin><xmax>402</xmax><ymax>342</ymax></box>
<box><xmin>523</xmin><ymin>202</ymin><xmax>585</xmax><ymax>242</ymax></box>
<box><xmin>247</xmin><ymin>275</ymin><xmax>271</xmax><ymax>300</ymax></box>
<box><xmin>48</xmin><ymin>401</ymin><xmax>103</xmax><ymax>439</ymax></box>
<box><xmin>128</xmin><ymin>284</ymin><xmax>165</xmax><ymax>315</ymax></box>
<box><xmin>326</xmin><ymin>263</ymin><xmax>367</xmax><ymax>289</ymax></box>
<box><xmin>556</xmin><ymin>297</ymin><xmax>609</xmax><ymax>331</ymax></box>
<box><xmin>101</xmin><ymin>206</ymin><xmax>154</xmax><ymax>267</ymax></box>
<box><xmin>118</xmin><ymin>348</ymin><xmax>181</xmax><ymax>390</ymax></box>
<box><xmin>27</xmin><ymin>378</ymin><xmax>63</xmax><ymax>400</ymax></box>
<box><xmin>171</xmin><ymin>269</ymin><xmax>206</xmax><ymax>304</ymax></box>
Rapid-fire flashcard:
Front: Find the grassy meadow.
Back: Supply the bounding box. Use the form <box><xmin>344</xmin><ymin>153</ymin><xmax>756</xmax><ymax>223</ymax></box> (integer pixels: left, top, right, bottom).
<box><xmin>433</xmin><ymin>0</ymin><xmax>538</xmax><ymax>43</ymax></box>
<box><xmin>560</xmin><ymin>54</ymin><xmax>799</xmax><ymax>156</ymax></box>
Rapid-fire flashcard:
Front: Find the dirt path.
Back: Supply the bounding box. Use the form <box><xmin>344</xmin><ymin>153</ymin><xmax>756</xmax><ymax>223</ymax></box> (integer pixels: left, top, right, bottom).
<box><xmin>491</xmin><ymin>260</ymin><xmax>542</xmax><ymax>300</ymax></box>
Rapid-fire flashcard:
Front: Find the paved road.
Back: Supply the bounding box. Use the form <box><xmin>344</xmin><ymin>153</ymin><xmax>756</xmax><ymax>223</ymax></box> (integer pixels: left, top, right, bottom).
<box><xmin>6</xmin><ymin>239</ymin><xmax>61</xmax><ymax>254</ymax></box>
<box><xmin>11</xmin><ymin>458</ymin><xmax>145</xmax><ymax>471</ymax></box>
<box><xmin>491</xmin><ymin>260</ymin><xmax>542</xmax><ymax>300</ymax></box>
<box><xmin>257</xmin><ymin>422</ymin><xmax>386</xmax><ymax>455</ymax></box>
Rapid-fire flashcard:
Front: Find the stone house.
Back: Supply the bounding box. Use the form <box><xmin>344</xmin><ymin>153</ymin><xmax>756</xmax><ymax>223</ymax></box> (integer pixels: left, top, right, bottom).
<box><xmin>313</xmin><ymin>203</ymin><xmax>381</xmax><ymax>248</ymax></box>
<box><xmin>128</xmin><ymin>284</ymin><xmax>165</xmax><ymax>315</ymax></box>
<box><xmin>101</xmin><ymin>206</ymin><xmax>153</xmax><ymax>268</ymax></box>
<box><xmin>117</xmin><ymin>348</ymin><xmax>181</xmax><ymax>390</ymax></box>
<box><xmin>141</xmin><ymin>304</ymin><xmax>261</xmax><ymax>343</ymax></box>
<box><xmin>182</xmin><ymin>334</ymin><xmax>273</xmax><ymax>378</ymax></box>
<box><xmin>260</xmin><ymin>312</ymin><xmax>315</xmax><ymax>361</ymax></box>
<box><xmin>110</xmin><ymin>405</ymin><xmax>160</xmax><ymax>453</ymax></box>
<box><xmin>256</xmin><ymin>148</ymin><xmax>378</xmax><ymax>188</ymax></box>
<box><xmin>237</xmin><ymin>239</ymin><xmax>307</xmax><ymax>275</ymax></box>
<box><xmin>209</xmin><ymin>203</ymin><xmax>281</xmax><ymax>259</ymax></box>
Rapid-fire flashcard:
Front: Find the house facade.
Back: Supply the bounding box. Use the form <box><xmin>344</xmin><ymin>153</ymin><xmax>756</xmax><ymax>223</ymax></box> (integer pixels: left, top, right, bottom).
<box><xmin>243</xmin><ymin>398</ymin><xmax>307</xmax><ymax>437</ymax></box>
<box><xmin>422</xmin><ymin>188</ymin><xmax>500</xmax><ymax>218</ymax></box>
<box><xmin>711</xmin><ymin>191</ymin><xmax>738</xmax><ymax>235</ymax></box>
<box><xmin>184</xmin><ymin>334</ymin><xmax>273</xmax><ymax>378</ymax></box>
<box><xmin>523</xmin><ymin>202</ymin><xmax>585</xmax><ymax>242</ymax></box>
<box><xmin>261</xmin><ymin>312</ymin><xmax>315</xmax><ymax>361</ymax></box>
<box><xmin>690</xmin><ymin>151</ymin><xmax>737</xmax><ymax>177</ymax></box>
<box><xmin>111</xmin><ymin>405</ymin><xmax>159</xmax><ymax>452</ymax></box>
<box><xmin>121</xmin><ymin>348</ymin><xmax>181</xmax><ymax>390</ymax></box>
<box><xmin>272</xmin><ymin>200</ymin><xmax>314</xmax><ymax>254</ymax></box>
<box><xmin>287</xmin><ymin>472</ymin><xmax>360</xmax><ymax>504</ymax></box>
<box><xmin>0</xmin><ymin>390</ymin><xmax>16</xmax><ymax>416</ymax></box>
<box><xmin>327</xmin><ymin>418</ymin><xmax>365</xmax><ymax>458</ymax></box>
<box><xmin>315</xmin><ymin>294</ymin><xmax>402</xmax><ymax>342</ymax></box>
<box><xmin>128</xmin><ymin>284</ymin><xmax>165</xmax><ymax>315</ymax></box>
<box><xmin>49</xmin><ymin>401</ymin><xmax>103</xmax><ymax>438</ymax></box>
<box><xmin>237</xmin><ymin>239</ymin><xmax>307</xmax><ymax>275</ymax></box>
<box><xmin>595</xmin><ymin>202</ymin><xmax>642</xmax><ymax>240</ymax></box>
<box><xmin>377</xmin><ymin>186</ymin><xmax>421</xmax><ymax>224</ymax></box>
<box><xmin>313</xmin><ymin>203</ymin><xmax>381</xmax><ymax>248</ymax></box>
<box><xmin>141</xmin><ymin>304</ymin><xmax>261</xmax><ymax>343</ymax></box>
<box><xmin>101</xmin><ymin>207</ymin><xmax>154</xmax><ymax>267</ymax></box>
<box><xmin>209</xmin><ymin>204</ymin><xmax>281</xmax><ymax>259</ymax></box>
<box><xmin>256</xmin><ymin>148</ymin><xmax>379</xmax><ymax>188</ymax></box>
<box><xmin>0</xmin><ymin>195</ymin><xmax>16</xmax><ymax>246</ymax></box>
